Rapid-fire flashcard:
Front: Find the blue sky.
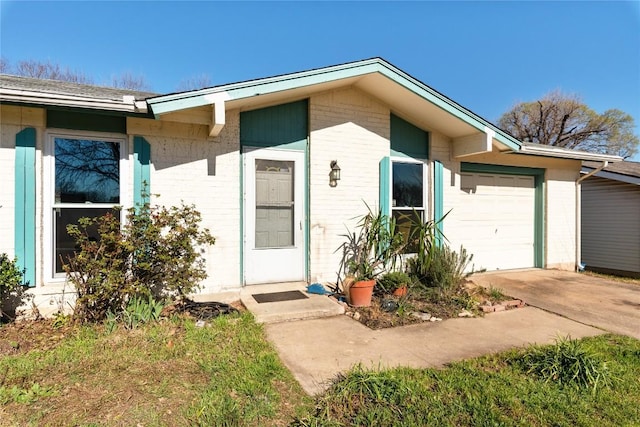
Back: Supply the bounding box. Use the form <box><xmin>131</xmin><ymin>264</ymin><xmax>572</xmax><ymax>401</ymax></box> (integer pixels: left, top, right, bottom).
<box><xmin>2</xmin><ymin>1</ymin><xmax>639</xmax><ymax>160</ymax></box>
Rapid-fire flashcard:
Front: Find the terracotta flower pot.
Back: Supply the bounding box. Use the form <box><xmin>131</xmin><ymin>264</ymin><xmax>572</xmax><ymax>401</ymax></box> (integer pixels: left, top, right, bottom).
<box><xmin>349</xmin><ymin>279</ymin><xmax>375</xmax><ymax>307</ymax></box>
<box><xmin>392</xmin><ymin>285</ymin><xmax>407</xmax><ymax>297</ymax></box>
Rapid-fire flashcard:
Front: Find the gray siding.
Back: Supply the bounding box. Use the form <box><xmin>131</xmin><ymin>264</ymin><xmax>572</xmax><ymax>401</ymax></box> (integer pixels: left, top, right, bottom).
<box><xmin>581</xmin><ymin>176</ymin><xmax>640</xmax><ymax>274</ymax></box>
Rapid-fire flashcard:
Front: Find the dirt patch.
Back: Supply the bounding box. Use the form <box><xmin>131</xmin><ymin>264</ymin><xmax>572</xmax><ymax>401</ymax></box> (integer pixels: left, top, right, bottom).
<box><xmin>343</xmin><ymin>282</ymin><xmax>520</xmax><ymax>330</ymax></box>
<box><xmin>0</xmin><ymin>319</ymin><xmax>74</xmax><ymax>356</ymax></box>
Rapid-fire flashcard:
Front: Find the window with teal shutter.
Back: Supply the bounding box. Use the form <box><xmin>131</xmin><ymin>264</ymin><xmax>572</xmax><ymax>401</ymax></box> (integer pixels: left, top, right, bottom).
<box><xmin>15</xmin><ymin>128</ymin><xmax>37</xmax><ymax>287</ymax></box>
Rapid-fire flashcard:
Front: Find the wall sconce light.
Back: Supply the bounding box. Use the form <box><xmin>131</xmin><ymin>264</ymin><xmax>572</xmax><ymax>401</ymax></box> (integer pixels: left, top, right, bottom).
<box><xmin>329</xmin><ymin>160</ymin><xmax>341</xmax><ymax>187</ymax></box>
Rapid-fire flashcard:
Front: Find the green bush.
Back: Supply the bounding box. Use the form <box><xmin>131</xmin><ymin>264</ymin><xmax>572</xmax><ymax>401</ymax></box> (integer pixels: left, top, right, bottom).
<box><xmin>514</xmin><ymin>335</ymin><xmax>612</xmax><ymax>394</ymax></box>
<box><xmin>0</xmin><ymin>253</ymin><xmax>31</xmax><ymax>322</ymax></box>
<box><xmin>407</xmin><ymin>244</ymin><xmax>474</xmax><ymax>296</ymax></box>
<box><xmin>63</xmin><ymin>200</ymin><xmax>215</xmax><ymax>323</ymax></box>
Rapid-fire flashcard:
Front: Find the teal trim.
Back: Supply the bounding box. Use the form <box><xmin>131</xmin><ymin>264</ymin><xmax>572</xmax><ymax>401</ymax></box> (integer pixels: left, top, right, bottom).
<box><xmin>390</xmin><ymin>114</ymin><xmax>429</xmax><ymax>159</ymax></box>
<box><xmin>379</xmin><ymin>157</ymin><xmax>391</xmax><ymax>217</ymax></box>
<box><xmin>461</xmin><ymin>162</ymin><xmax>545</xmax><ymax>268</ymax></box>
<box><xmin>240</xmin><ymin>100</ymin><xmax>308</xmax><ymax>150</ymax></box>
<box><xmin>239</xmin><ymin>151</ymin><xmax>244</xmax><ymax>285</ymax></box>
<box><xmin>148</xmin><ymin>58</ymin><xmax>520</xmax><ymax>150</ymax></box>
<box><xmin>133</xmin><ymin>136</ymin><xmax>151</xmax><ymax>207</ymax></box>
<box><xmin>14</xmin><ymin>128</ymin><xmax>36</xmax><ymax>287</ymax></box>
<box><xmin>304</xmin><ymin>141</ymin><xmax>310</xmax><ymax>281</ymax></box>
<box><xmin>433</xmin><ymin>160</ymin><xmax>444</xmax><ymax>248</ymax></box>
<box><xmin>47</xmin><ymin>110</ymin><xmax>126</xmax><ymax>133</ymax></box>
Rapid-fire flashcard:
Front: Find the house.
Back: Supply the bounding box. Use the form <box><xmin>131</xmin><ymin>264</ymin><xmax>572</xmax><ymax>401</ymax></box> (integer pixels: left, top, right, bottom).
<box><xmin>580</xmin><ymin>161</ymin><xmax>640</xmax><ymax>277</ymax></box>
<box><xmin>0</xmin><ymin>58</ymin><xmax>621</xmax><ymax>315</ymax></box>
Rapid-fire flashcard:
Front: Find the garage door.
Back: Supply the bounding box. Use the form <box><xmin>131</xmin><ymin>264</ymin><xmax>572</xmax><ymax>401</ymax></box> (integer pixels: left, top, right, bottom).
<box><xmin>456</xmin><ymin>172</ymin><xmax>535</xmax><ymax>271</ymax></box>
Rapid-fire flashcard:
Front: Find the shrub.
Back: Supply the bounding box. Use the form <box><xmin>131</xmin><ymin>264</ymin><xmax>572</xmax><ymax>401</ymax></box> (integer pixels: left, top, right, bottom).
<box><xmin>0</xmin><ymin>254</ymin><xmax>32</xmax><ymax>322</ymax></box>
<box><xmin>407</xmin><ymin>244</ymin><xmax>474</xmax><ymax>296</ymax></box>
<box><xmin>63</xmin><ymin>200</ymin><xmax>215</xmax><ymax>323</ymax></box>
<box><xmin>514</xmin><ymin>335</ymin><xmax>612</xmax><ymax>394</ymax></box>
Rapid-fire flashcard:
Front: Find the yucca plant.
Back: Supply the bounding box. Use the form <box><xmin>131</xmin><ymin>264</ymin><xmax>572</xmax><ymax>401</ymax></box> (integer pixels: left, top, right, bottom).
<box><xmin>336</xmin><ymin>204</ymin><xmax>406</xmax><ymax>282</ymax></box>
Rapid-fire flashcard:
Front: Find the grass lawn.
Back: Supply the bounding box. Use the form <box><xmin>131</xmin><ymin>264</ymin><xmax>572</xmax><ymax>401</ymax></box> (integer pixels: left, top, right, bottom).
<box><xmin>0</xmin><ymin>312</ymin><xmax>310</xmax><ymax>426</ymax></box>
<box><xmin>1</xmin><ymin>314</ymin><xmax>639</xmax><ymax>426</ymax></box>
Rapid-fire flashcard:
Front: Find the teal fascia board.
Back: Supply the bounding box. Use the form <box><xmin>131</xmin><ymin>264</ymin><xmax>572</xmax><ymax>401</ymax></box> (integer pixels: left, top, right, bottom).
<box><xmin>379</xmin><ymin>157</ymin><xmax>391</xmax><ymax>217</ymax></box>
<box><xmin>461</xmin><ymin>162</ymin><xmax>545</xmax><ymax>268</ymax></box>
<box><xmin>15</xmin><ymin>127</ymin><xmax>36</xmax><ymax>287</ymax></box>
<box><xmin>133</xmin><ymin>136</ymin><xmax>151</xmax><ymax>207</ymax></box>
<box><xmin>147</xmin><ymin>58</ymin><xmax>521</xmax><ymax>151</ymax></box>
<box><xmin>433</xmin><ymin>160</ymin><xmax>444</xmax><ymax>248</ymax></box>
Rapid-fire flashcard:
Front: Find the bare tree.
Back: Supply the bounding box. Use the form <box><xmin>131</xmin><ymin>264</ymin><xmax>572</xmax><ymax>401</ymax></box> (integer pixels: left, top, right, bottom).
<box><xmin>0</xmin><ymin>57</ymin><xmax>10</xmax><ymax>73</ymax></box>
<box><xmin>110</xmin><ymin>72</ymin><xmax>151</xmax><ymax>91</ymax></box>
<box><xmin>15</xmin><ymin>59</ymin><xmax>93</xmax><ymax>84</ymax></box>
<box><xmin>498</xmin><ymin>91</ymin><xmax>639</xmax><ymax>158</ymax></box>
<box><xmin>2</xmin><ymin>59</ymin><xmax>152</xmax><ymax>91</ymax></box>
<box><xmin>176</xmin><ymin>73</ymin><xmax>213</xmax><ymax>92</ymax></box>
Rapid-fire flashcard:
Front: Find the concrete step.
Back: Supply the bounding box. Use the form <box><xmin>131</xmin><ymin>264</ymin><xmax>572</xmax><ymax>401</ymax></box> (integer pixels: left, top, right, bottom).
<box><xmin>240</xmin><ymin>282</ymin><xmax>345</xmax><ymax>324</ymax></box>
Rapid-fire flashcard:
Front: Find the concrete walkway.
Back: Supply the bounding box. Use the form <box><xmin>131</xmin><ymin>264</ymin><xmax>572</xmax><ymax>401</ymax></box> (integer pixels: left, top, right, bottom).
<box><xmin>265</xmin><ymin>306</ymin><xmax>602</xmax><ymax>395</ymax></box>
<box><xmin>470</xmin><ymin>269</ymin><xmax>640</xmax><ymax>339</ymax></box>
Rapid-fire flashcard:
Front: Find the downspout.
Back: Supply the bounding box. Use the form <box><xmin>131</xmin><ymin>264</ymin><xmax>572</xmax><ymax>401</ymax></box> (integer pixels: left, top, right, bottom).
<box><xmin>575</xmin><ymin>161</ymin><xmax>608</xmax><ymax>272</ymax></box>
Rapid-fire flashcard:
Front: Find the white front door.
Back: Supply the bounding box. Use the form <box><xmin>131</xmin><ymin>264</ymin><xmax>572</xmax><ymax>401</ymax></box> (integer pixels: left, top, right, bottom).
<box><xmin>244</xmin><ymin>148</ymin><xmax>305</xmax><ymax>284</ymax></box>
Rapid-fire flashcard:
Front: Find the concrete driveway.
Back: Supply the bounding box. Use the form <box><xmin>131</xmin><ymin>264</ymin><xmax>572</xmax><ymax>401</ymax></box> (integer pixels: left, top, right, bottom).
<box><xmin>470</xmin><ymin>269</ymin><xmax>640</xmax><ymax>340</ymax></box>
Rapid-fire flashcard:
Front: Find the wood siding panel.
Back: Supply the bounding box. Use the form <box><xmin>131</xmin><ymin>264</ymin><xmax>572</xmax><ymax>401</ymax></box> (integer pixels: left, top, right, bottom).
<box><xmin>581</xmin><ymin>176</ymin><xmax>640</xmax><ymax>273</ymax></box>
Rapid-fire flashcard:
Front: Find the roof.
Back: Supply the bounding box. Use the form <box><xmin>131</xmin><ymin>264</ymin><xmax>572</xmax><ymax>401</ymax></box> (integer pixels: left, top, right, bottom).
<box><xmin>0</xmin><ymin>74</ymin><xmax>155</xmax><ymax>114</ymax></box>
<box><xmin>518</xmin><ymin>142</ymin><xmax>623</xmax><ymax>162</ymax></box>
<box><xmin>0</xmin><ymin>59</ymin><xmax>627</xmax><ymax>165</ymax></box>
<box><xmin>146</xmin><ymin>57</ymin><xmax>523</xmax><ymax>151</ymax></box>
<box><xmin>582</xmin><ymin>160</ymin><xmax>640</xmax><ymax>185</ymax></box>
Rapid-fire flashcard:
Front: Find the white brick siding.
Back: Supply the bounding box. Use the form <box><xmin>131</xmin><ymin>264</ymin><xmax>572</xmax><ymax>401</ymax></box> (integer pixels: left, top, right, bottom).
<box><xmin>308</xmin><ymin>88</ymin><xmax>390</xmax><ymax>283</ymax></box>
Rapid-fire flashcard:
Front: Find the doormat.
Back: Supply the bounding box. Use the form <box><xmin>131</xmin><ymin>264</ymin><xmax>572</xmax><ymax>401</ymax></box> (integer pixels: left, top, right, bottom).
<box><xmin>252</xmin><ymin>290</ymin><xmax>309</xmax><ymax>304</ymax></box>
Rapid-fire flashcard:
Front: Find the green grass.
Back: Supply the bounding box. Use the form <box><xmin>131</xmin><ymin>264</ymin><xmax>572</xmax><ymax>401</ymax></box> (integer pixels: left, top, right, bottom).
<box><xmin>0</xmin><ymin>312</ymin><xmax>309</xmax><ymax>426</ymax></box>
<box><xmin>294</xmin><ymin>334</ymin><xmax>640</xmax><ymax>426</ymax></box>
<box><xmin>2</xmin><ymin>316</ymin><xmax>639</xmax><ymax>426</ymax></box>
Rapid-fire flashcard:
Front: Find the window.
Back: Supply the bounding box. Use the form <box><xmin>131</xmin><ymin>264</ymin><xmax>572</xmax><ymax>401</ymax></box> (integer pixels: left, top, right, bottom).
<box><xmin>50</xmin><ymin>135</ymin><xmax>125</xmax><ymax>276</ymax></box>
<box><xmin>391</xmin><ymin>160</ymin><xmax>426</xmax><ymax>250</ymax></box>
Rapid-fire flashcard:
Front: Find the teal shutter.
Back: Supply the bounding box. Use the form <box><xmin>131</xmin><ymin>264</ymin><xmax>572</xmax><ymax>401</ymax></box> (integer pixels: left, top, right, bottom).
<box><xmin>15</xmin><ymin>128</ymin><xmax>36</xmax><ymax>287</ymax></box>
<box><xmin>390</xmin><ymin>114</ymin><xmax>429</xmax><ymax>159</ymax></box>
<box><xmin>133</xmin><ymin>136</ymin><xmax>151</xmax><ymax>207</ymax></box>
<box><xmin>433</xmin><ymin>160</ymin><xmax>444</xmax><ymax>247</ymax></box>
<box><xmin>240</xmin><ymin>100</ymin><xmax>308</xmax><ymax>150</ymax></box>
<box><xmin>379</xmin><ymin>156</ymin><xmax>391</xmax><ymax>217</ymax></box>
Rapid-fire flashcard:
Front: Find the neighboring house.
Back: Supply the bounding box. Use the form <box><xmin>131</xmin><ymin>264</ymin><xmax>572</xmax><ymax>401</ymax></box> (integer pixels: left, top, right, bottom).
<box><xmin>1</xmin><ymin>58</ymin><xmax>621</xmax><ymax>315</ymax></box>
<box><xmin>580</xmin><ymin>161</ymin><xmax>640</xmax><ymax>277</ymax></box>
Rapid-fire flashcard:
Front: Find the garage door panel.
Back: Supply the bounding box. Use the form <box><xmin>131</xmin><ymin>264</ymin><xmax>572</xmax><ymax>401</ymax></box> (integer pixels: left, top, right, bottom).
<box><xmin>454</xmin><ymin>173</ymin><xmax>535</xmax><ymax>271</ymax></box>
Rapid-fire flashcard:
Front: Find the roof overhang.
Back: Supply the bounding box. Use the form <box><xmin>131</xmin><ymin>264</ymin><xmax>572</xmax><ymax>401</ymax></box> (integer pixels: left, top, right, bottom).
<box><xmin>516</xmin><ymin>142</ymin><xmax>623</xmax><ymax>162</ymax></box>
<box><xmin>580</xmin><ymin>166</ymin><xmax>640</xmax><ymax>185</ymax></box>
<box><xmin>0</xmin><ymin>87</ymin><xmax>149</xmax><ymax>115</ymax></box>
<box><xmin>147</xmin><ymin>58</ymin><xmax>522</xmax><ymax>150</ymax></box>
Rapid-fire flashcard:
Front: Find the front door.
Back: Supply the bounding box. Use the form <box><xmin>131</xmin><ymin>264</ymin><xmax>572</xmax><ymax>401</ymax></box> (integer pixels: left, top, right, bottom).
<box><xmin>244</xmin><ymin>148</ymin><xmax>305</xmax><ymax>284</ymax></box>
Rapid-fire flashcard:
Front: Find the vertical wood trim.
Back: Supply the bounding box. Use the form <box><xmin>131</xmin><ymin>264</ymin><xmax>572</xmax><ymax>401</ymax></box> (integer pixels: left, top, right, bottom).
<box><xmin>133</xmin><ymin>136</ymin><xmax>151</xmax><ymax>207</ymax></box>
<box><xmin>15</xmin><ymin>127</ymin><xmax>36</xmax><ymax>287</ymax></box>
<box><xmin>433</xmin><ymin>160</ymin><xmax>444</xmax><ymax>247</ymax></box>
<box><xmin>379</xmin><ymin>156</ymin><xmax>391</xmax><ymax>217</ymax></box>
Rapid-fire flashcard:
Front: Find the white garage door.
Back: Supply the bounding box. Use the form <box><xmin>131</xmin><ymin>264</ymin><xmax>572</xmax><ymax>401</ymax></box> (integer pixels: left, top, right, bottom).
<box><xmin>456</xmin><ymin>173</ymin><xmax>535</xmax><ymax>271</ymax></box>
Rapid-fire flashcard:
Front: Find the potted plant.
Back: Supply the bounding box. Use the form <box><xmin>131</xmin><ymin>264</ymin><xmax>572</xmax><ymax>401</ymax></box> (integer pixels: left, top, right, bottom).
<box><xmin>337</xmin><ymin>206</ymin><xmax>405</xmax><ymax>307</ymax></box>
<box><xmin>377</xmin><ymin>271</ymin><xmax>412</xmax><ymax>297</ymax></box>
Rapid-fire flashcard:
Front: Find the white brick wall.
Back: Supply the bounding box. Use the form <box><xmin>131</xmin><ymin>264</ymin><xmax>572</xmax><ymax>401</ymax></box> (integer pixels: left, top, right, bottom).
<box><xmin>129</xmin><ymin>111</ymin><xmax>242</xmax><ymax>293</ymax></box>
<box><xmin>308</xmin><ymin>87</ymin><xmax>390</xmax><ymax>283</ymax></box>
<box><xmin>546</xmin><ymin>167</ymin><xmax>579</xmax><ymax>269</ymax></box>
